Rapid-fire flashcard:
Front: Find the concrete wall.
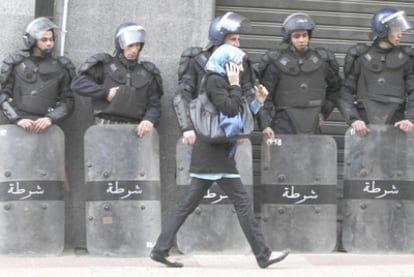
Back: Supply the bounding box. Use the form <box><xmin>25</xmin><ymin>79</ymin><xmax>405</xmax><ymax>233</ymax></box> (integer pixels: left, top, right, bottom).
<box><xmin>0</xmin><ymin>0</ymin><xmax>35</xmax><ymax>61</ymax></box>
<box><xmin>0</xmin><ymin>0</ymin><xmax>214</xmax><ymax>249</ymax></box>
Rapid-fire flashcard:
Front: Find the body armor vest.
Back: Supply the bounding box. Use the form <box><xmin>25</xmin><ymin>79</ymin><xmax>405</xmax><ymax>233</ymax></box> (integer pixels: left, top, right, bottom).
<box><xmin>96</xmin><ymin>57</ymin><xmax>154</xmax><ymax>120</ymax></box>
<box><xmin>357</xmin><ymin>47</ymin><xmax>407</xmax><ymax>103</ymax></box>
<box><xmin>274</xmin><ymin>51</ymin><xmax>326</xmax><ymax>108</ymax></box>
<box><xmin>13</xmin><ymin>57</ymin><xmax>61</xmax><ymax>115</ymax></box>
<box><xmin>357</xmin><ymin>47</ymin><xmax>408</xmax><ymax>124</ymax></box>
<box><xmin>273</xmin><ymin>50</ymin><xmax>327</xmax><ymax>133</ymax></box>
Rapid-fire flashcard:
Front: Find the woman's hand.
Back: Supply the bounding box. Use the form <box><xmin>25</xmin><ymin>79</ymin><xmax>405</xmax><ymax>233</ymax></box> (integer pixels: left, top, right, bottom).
<box><xmin>226</xmin><ymin>63</ymin><xmax>240</xmax><ymax>86</ymax></box>
<box><xmin>255</xmin><ymin>85</ymin><xmax>268</xmax><ymax>104</ymax></box>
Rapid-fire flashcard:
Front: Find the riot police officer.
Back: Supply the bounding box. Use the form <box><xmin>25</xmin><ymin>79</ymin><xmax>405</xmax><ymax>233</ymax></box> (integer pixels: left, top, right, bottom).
<box><xmin>259</xmin><ymin>13</ymin><xmax>341</xmax><ymax>137</ymax></box>
<box><xmin>337</xmin><ymin>7</ymin><xmax>414</xmax><ymax>137</ymax></box>
<box><xmin>0</xmin><ymin>17</ymin><xmax>75</xmax><ymax>132</ymax></box>
<box><xmin>173</xmin><ymin>12</ymin><xmax>256</xmax><ymax>145</ymax></box>
<box><xmin>71</xmin><ymin>22</ymin><xmax>163</xmax><ymax>137</ymax></box>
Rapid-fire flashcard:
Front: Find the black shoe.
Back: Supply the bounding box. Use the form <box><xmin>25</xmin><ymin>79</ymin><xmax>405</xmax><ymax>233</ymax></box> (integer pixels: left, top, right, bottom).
<box><xmin>150</xmin><ymin>251</ymin><xmax>184</xmax><ymax>268</ymax></box>
<box><xmin>258</xmin><ymin>249</ymin><xmax>290</xmax><ymax>269</ymax></box>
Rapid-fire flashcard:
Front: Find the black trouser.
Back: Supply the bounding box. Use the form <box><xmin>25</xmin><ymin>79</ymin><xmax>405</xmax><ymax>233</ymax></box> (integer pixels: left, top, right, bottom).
<box><xmin>152</xmin><ymin>177</ymin><xmax>271</xmax><ymax>264</ymax></box>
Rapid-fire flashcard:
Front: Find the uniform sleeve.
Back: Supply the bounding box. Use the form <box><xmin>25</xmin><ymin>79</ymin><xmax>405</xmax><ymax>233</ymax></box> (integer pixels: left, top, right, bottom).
<box><xmin>177</xmin><ymin>57</ymin><xmax>201</xmax><ymax>102</ymax></box>
<box><xmin>321</xmin><ymin>55</ymin><xmax>342</xmax><ymax>119</ymax></box>
<box><xmin>0</xmin><ymin>68</ymin><xmax>19</xmax><ymax>123</ymax></box>
<box><xmin>70</xmin><ymin>63</ymin><xmax>109</xmax><ymax>99</ymax></box>
<box><xmin>46</xmin><ymin>66</ymin><xmax>74</xmax><ymax>122</ymax></box>
<box><xmin>142</xmin><ymin>76</ymin><xmax>163</xmax><ymax>126</ymax></box>
<box><xmin>173</xmin><ymin>57</ymin><xmax>201</xmax><ymax>131</ymax></box>
<box><xmin>336</xmin><ymin>53</ymin><xmax>362</xmax><ymax>125</ymax></box>
<box><xmin>403</xmin><ymin>56</ymin><xmax>414</xmax><ymax>120</ymax></box>
<box><xmin>240</xmin><ymin>55</ymin><xmax>257</xmax><ymax>100</ymax></box>
<box><xmin>258</xmin><ymin>62</ymin><xmax>280</xmax><ymax>130</ymax></box>
<box><xmin>0</xmin><ymin>65</ymin><xmax>15</xmax><ymax>99</ymax></box>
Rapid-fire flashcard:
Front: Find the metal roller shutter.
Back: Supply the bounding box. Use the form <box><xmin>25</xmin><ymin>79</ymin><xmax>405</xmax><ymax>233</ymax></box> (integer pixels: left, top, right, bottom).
<box><xmin>215</xmin><ymin>0</ymin><xmax>414</xmax><ymax>249</ymax></box>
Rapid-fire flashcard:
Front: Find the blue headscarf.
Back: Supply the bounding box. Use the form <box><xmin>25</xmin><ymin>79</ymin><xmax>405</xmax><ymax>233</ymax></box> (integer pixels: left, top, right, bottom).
<box><xmin>204</xmin><ymin>44</ymin><xmax>246</xmax><ymax>75</ymax></box>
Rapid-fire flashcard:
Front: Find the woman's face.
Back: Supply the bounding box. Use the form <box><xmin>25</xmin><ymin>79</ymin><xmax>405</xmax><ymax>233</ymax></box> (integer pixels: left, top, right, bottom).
<box><xmin>235</xmin><ymin>62</ymin><xmax>244</xmax><ymax>72</ymax></box>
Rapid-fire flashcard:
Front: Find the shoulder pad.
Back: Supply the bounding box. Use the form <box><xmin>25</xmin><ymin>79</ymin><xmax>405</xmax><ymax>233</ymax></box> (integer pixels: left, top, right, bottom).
<box><xmin>181</xmin><ymin>47</ymin><xmax>203</xmax><ymax>57</ymax></box>
<box><xmin>141</xmin><ymin>61</ymin><xmax>162</xmax><ymax>89</ymax></box>
<box><xmin>141</xmin><ymin>61</ymin><xmax>161</xmax><ymax>75</ymax></box>
<box><xmin>348</xmin><ymin>43</ymin><xmax>369</xmax><ymax>57</ymax></box>
<box><xmin>258</xmin><ymin>49</ymin><xmax>282</xmax><ymax>79</ymax></box>
<box><xmin>78</xmin><ymin>52</ymin><xmax>112</xmax><ymax>73</ymax></box>
<box><xmin>315</xmin><ymin>47</ymin><xmax>329</xmax><ymax>60</ymax></box>
<box><xmin>315</xmin><ymin>47</ymin><xmax>339</xmax><ymax>71</ymax></box>
<box><xmin>57</xmin><ymin>55</ymin><xmax>73</xmax><ymax>66</ymax></box>
<box><xmin>0</xmin><ymin>52</ymin><xmax>27</xmax><ymax>85</ymax></box>
<box><xmin>57</xmin><ymin>56</ymin><xmax>76</xmax><ymax>78</ymax></box>
<box><xmin>178</xmin><ymin>48</ymin><xmax>208</xmax><ymax>79</ymax></box>
<box><xmin>400</xmin><ymin>45</ymin><xmax>414</xmax><ymax>57</ymax></box>
<box><xmin>343</xmin><ymin>44</ymin><xmax>368</xmax><ymax>76</ymax></box>
<box><xmin>3</xmin><ymin>51</ymin><xmax>26</xmax><ymax>65</ymax></box>
<box><xmin>261</xmin><ymin>49</ymin><xmax>282</xmax><ymax>64</ymax></box>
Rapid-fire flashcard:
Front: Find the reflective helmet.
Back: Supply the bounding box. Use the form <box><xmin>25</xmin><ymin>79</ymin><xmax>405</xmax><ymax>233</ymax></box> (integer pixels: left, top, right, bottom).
<box><xmin>281</xmin><ymin>13</ymin><xmax>315</xmax><ymax>41</ymax></box>
<box><xmin>207</xmin><ymin>12</ymin><xmax>250</xmax><ymax>48</ymax></box>
<box><xmin>114</xmin><ymin>22</ymin><xmax>145</xmax><ymax>53</ymax></box>
<box><xmin>23</xmin><ymin>17</ymin><xmax>58</xmax><ymax>49</ymax></box>
<box><xmin>371</xmin><ymin>7</ymin><xmax>412</xmax><ymax>40</ymax></box>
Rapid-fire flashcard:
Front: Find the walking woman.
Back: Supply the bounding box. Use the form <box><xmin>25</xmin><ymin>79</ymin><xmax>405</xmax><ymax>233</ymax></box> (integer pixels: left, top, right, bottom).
<box><xmin>150</xmin><ymin>44</ymin><xmax>289</xmax><ymax>269</ymax></box>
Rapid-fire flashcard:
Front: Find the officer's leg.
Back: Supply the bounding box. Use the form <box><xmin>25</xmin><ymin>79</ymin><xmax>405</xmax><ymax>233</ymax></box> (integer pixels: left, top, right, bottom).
<box><xmin>152</xmin><ymin>177</ymin><xmax>212</xmax><ymax>256</ymax></box>
<box><xmin>0</xmin><ymin>112</ymin><xmax>10</xmax><ymax>125</ymax></box>
<box><xmin>217</xmin><ymin>178</ymin><xmax>271</xmax><ymax>264</ymax></box>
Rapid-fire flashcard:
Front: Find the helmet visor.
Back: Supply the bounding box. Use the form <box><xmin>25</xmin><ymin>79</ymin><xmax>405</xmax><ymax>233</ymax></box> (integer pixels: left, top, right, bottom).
<box><xmin>383</xmin><ymin>11</ymin><xmax>412</xmax><ymax>33</ymax></box>
<box><xmin>116</xmin><ymin>25</ymin><xmax>145</xmax><ymax>49</ymax></box>
<box><xmin>216</xmin><ymin>12</ymin><xmax>251</xmax><ymax>34</ymax></box>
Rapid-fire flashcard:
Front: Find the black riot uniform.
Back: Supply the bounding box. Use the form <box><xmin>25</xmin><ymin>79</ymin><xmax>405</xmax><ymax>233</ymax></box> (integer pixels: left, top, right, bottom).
<box><xmin>259</xmin><ymin>43</ymin><xmax>341</xmax><ymax>134</ymax></box>
<box><xmin>71</xmin><ymin>21</ymin><xmax>162</xmax><ymax>126</ymax></box>
<box><xmin>338</xmin><ymin>7</ymin><xmax>414</xmax><ymax>126</ymax></box>
<box><xmin>71</xmin><ymin>53</ymin><xmax>163</xmax><ymax>125</ymax></box>
<box><xmin>0</xmin><ymin>51</ymin><xmax>75</xmax><ymax>124</ymax></box>
<box><xmin>337</xmin><ymin>42</ymin><xmax>414</xmax><ymax>125</ymax></box>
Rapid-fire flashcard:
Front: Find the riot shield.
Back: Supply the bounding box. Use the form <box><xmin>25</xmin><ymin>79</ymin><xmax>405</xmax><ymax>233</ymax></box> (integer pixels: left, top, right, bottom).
<box><xmin>342</xmin><ymin>125</ymin><xmax>414</xmax><ymax>253</ymax></box>
<box><xmin>260</xmin><ymin>135</ymin><xmax>337</xmax><ymax>252</ymax></box>
<box><xmin>176</xmin><ymin>138</ymin><xmax>252</xmax><ymax>253</ymax></box>
<box><xmin>84</xmin><ymin>125</ymin><xmax>160</xmax><ymax>256</ymax></box>
<box><xmin>0</xmin><ymin>125</ymin><xmax>65</xmax><ymax>255</ymax></box>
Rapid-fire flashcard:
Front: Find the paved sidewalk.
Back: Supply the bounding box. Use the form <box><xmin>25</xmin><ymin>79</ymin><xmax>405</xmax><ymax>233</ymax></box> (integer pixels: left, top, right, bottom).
<box><xmin>1</xmin><ymin>251</ymin><xmax>414</xmax><ymax>277</ymax></box>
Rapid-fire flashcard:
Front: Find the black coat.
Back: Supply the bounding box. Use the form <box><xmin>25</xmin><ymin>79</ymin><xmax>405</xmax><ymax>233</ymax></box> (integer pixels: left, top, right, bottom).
<box><xmin>190</xmin><ymin>72</ymin><xmax>243</xmax><ymax>174</ymax></box>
